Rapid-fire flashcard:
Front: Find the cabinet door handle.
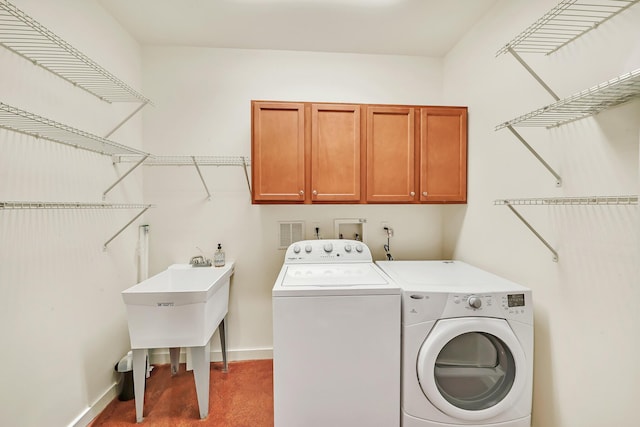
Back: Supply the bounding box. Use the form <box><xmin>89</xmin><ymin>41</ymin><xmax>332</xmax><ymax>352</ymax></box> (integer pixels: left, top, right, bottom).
<box><xmin>312</xmin><ymin>190</ymin><xmax>318</xmax><ymax>196</ymax></box>
<box><xmin>410</xmin><ymin>191</ymin><xmax>415</xmax><ymax>197</ymax></box>
<box><xmin>422</xmin><ymin>192</ymin><xmax>428</xmax><ymax>196</ymax></box>
<box><xmin>299</xmin><ymin>190</ymin><xmax>304</xmax><ymax>196</ymax></box>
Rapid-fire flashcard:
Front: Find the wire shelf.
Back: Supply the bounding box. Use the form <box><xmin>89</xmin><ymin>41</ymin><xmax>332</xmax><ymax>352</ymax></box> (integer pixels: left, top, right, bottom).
<box><xmin>0</xmin><ymin>0</ymin><xmax>150</xmax><ymax>103</ymax></box>
<box><xmin>113</xmin><ymin>155</ymin><xmax>251</xmax><ymax>166</ymax></box>
<box><xmin>497</xmin><ymin>0</ymin><xmax>640</xmax><ymax>56</ymax></box>
<box><xmin>496</xmin><ymin>68</ymin><xmax>640</xmax><ymax>129</ymax></box>
<box><xmin>0</xmin><ymin>201</ymin><xmax>152</xmax><ymax>210</ymax></box>
<box><xmin>0</xmin><ymin>201</ymin><xmax>153</xmax><ymax>249</ymax></box>
<box><xmin>494</xmin><ymin>195</ymin><xmax>638</xmax><ymax>206</ymax></box>
<box><xmin>0</xmin><ymin>102</ymin><xmax>148</xmax><ymax>156</ymax></box>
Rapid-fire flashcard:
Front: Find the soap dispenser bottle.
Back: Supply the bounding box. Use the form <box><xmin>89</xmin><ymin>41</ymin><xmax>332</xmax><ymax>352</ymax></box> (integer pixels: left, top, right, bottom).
<box><xmin>214</xmin><ymin>243</ymin><xmax>225</xmax><ymax>267</ymax></box>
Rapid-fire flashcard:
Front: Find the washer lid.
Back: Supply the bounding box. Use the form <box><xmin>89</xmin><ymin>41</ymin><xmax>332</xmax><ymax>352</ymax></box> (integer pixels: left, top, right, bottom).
<box><xmin>274</xmin><ymin>263</ymin><xmax>400</xmax><ymax>296</ymax></box>
<box><xmin>282</xmin><ymin>263</ymin><xmax>389</xmax><ymax>287</ymax></box>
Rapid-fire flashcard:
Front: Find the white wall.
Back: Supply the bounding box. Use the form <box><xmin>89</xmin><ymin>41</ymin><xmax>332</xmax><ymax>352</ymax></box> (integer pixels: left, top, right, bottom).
<box><xmin>443</xmin><ymin>1</ymin><xmax>640</xmax><ymax>426</ymax></box>
<box><xmin>140</xmin><ymin>47</ymin><xmax>449</xmax><ymax>360</ymax></box>
<box><xmin>4</xmin><ymin>1</ymin><xmax>638</xmax><ymax>426</ymax></box>
<box><xmin>0</xmin><ymin>1</ymin><xmax>144</xmax><ymax>426</ymax></box>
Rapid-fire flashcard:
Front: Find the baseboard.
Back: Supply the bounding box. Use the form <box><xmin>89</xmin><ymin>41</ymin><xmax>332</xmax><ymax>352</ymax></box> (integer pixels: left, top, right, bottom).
<box><xmin>149</xmin><ymin>347</ymin><xmax>274</xmax><ymax>364</ymax></box>
<box><xmin>68</xmin><ymin>383</ymin><xmax>118</xmax><ymax>427</ymax></box>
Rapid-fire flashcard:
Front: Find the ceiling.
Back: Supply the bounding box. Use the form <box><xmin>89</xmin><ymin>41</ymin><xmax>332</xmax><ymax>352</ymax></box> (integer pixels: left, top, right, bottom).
<box><xmin>98</xmin><ymin>0</ymin><xmax>497</xmax><ymax>57</ymax></box>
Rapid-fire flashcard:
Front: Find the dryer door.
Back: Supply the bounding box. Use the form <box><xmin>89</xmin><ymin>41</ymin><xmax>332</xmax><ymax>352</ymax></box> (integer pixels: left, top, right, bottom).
<box><xmin>416</xmin><ymin>317</ymin><xmax>527</xmax><ymax>421</ymax></box>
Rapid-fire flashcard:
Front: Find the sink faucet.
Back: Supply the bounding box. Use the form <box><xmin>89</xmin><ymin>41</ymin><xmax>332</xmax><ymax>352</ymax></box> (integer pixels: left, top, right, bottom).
<box><xmin>190</xmin><ymin>255</ymin><xmax>212</xmax><ymax>267</ymax></box>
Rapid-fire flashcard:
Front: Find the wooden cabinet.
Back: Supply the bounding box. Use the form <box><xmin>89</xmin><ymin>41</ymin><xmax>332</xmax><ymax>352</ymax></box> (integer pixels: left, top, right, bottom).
<box><xmin>252</xmin><ymin>101</ymin><xmax>361</xmax><ymax>203</ymax></box>
<box><xmin>366</xmin><ymin>106</ymin><xmax>417</xmax><ymax>203</ymax></box>
<box><xmin>311</xmin><ymin>104</ymin><xmax>361</xmax><ymax>202</ymax></box>
<box><xmin>251</xmin><ymin>101</ymin><xmax>467</xmax><ymax>205</ymax></box>
<box><xmin>420</xmin><ymin>107</ymin><xmax>467</xmax><ymax>203</ymax></box>
<box><xmin>251</xmin><ymin>102</ymin><xmax>306</xmax><ymax>202</ymax></box>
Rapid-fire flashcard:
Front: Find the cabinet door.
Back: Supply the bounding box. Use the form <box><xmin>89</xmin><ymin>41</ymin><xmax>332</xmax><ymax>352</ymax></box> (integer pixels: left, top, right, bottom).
<box><xmin>420</xmin><ymin>107</ymin><xmax>467</xmax><ymax>203</ymax></box>
<box><xmin>311</xmin><ymin>104</ymin><xmax>361</xmax><ymax>202</ymax></box>
<box><xmin>366</xmin><ymin>106</ymin><xmax>416</xmax><ymax>202</ymax></box>
<box><xmin>252</xmin><ymin>102</ymin><xmax>306</xmax><ymax>203</ymax></box>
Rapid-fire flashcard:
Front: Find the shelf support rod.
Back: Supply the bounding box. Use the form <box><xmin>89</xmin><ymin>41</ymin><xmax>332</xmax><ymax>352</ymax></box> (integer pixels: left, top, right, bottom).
<box><xmin>507</xmin><ymin>125</ymin><xmax>562</xmax><ymax>187</ymax></box>
<box><xmin>504</xmin><ymin>203</ymin><xmax>558</xmax><ymax>262</ymax></box>
<box><xmin>242</xmin><ymin>157</ymin><xmax>252</xmax><ymax>196</ymax></box>
<box><xmin>103</xmin><ymin>154</ymin><xmax>149</xmax><ymax>200</ymax></box>
<box><xmin>103</xmin><ymin>205</ymin><xmax>151</xmax><ymax>250</ymax></box>
<box><xmin>507</xmin><ymin>47</ymin><xmax>560</xmax><ymax>101</ymax></box>
<box><xmin>104</xmin><ymin>101</ymin><xmax>149</xmax><ymax>139</ymax></box>
<box><xmin>191</xmin><ymin>156</ymin><xmax>212</xmax><ymax>201</ymax></box>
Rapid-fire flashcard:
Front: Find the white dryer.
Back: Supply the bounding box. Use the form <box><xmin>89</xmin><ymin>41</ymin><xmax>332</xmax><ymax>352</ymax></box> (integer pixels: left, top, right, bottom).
<box><xmin>376</xmin><ymin>261</ymin><xmax>533</xmax><ymax>427</ymax></box>
<box><xmin>273</xmin><ymin>240</ymin><xmax>401</xmax><ymax>427</ymax></box>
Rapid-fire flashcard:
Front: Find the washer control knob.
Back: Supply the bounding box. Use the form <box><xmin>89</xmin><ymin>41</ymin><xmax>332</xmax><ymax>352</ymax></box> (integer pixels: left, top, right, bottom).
<box><xmin>355</xmin><ymin>244</ymin><xmax>363</xmax><ymax>253</ymax></box>
<box><xmin>305</xmin><ymin>245</ymin><xmax>312</xmax><ymax>253</ymax></box>
<box><xmin>468</xmin><ymin>296</ymin><xmax>482</xmax><ymax>309</ymax></box>
<box><xmin>292</xmin><ymin>245</ymin><xmax>301</xmax><ymax>254</ymax></box>
<box><xmin>323</xmin><ymin>243</ymin><xmax>333</xmax><ymax>253</ymax></box>
<box><xmin>344</xmin><ymin>244</ymin><xmax>352</xmax><ymax>253</ymax></box>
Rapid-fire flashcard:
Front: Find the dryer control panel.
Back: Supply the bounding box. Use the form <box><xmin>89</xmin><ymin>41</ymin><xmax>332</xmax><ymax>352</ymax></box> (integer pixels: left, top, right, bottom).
<box><xmin>443</xmin><ymin>292</ymin><xmax>533</xmax><ymax>323</ymax></box>
<box><xmin>403</xmin><ymin>291</ymin><xmax>533</xmax><ymax>325</ymax></box>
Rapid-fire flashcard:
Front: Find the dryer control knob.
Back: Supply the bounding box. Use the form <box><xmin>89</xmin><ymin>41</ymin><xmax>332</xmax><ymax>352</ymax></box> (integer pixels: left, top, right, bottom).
<box><xmin>355</xmin><ymin>244</ymin><xmax>363</xmax><ymax>253</ymax></box>
<box><xmin>305</xmin><ymin>245</ymin><xmax>312</xmax><ymax>253</ymax></box>
<box><xmin>323</xmin><ymin>243</ymin><xmax>333</xmax><ymax>253</ymax></box>
<box><xmin>344</xmin><ymin>244</ymin><xmax>352</xmax><ymax>253</ymax></box>
<box><xmin>468</xmin><ymin>296</ymin><xmax>482</xmax><ymax>309</ymax></box>
<box><xmin>293</xmin><ymin>245</ymin><xmax>301</xmax><ymax>254</ymax></box>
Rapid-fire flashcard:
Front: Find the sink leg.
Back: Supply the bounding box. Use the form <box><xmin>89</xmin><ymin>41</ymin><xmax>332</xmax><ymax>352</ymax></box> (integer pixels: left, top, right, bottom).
<box><xmin>132</xmin><ymin>349</ymin><xmax>147</xmax><ymax>423</ymax></box>
<box><xmin>218</xmin><ymin>317</ymin><xmax>228</xmax><ymax>373</ymax></box>
<box><xmin>192</xmin><ymin>341</ymin><xmax>211</xmax><ymax>419</ymax></box>
<box><xmin>169</xmin><ymin>347</ymin><xmax>180</xmax><ymax>375</ymax></box>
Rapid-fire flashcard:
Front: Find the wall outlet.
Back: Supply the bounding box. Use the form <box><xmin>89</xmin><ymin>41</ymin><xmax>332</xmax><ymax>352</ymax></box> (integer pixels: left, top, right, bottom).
<box><xmin>381</xmin><ymin>222</ymin><xmax>393</xmax><ymax>237</ymax></box>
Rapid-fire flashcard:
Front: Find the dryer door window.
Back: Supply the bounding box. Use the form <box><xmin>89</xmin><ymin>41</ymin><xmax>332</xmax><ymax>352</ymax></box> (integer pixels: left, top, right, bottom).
<box><xmin>417</xmin><ymin>317</ymin><xmax>527</xmax><ymax>422</ymax></box>
<box><xmin>434</xmin><ymin>332</ymin><xmax>515</xmax><ymax>410</ymax></box>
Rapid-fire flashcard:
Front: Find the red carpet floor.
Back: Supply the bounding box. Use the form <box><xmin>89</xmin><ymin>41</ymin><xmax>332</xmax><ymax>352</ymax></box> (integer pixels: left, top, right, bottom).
<box><xmin>90</xmin><ymin>359</ymin><xmax>274</xmax><ymax>426</ymax></box>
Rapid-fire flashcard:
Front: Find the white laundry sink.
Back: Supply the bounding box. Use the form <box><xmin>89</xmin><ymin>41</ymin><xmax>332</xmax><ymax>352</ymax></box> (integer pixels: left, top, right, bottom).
<box><xmin>122</xmin><ymin>262</ymin><xmax>234</xmax><ymax>349</ymax></box>
<box><xmin>121</xmin><ymin>262</ymin><xmax>235</xmax><ymax>422</ymax></box>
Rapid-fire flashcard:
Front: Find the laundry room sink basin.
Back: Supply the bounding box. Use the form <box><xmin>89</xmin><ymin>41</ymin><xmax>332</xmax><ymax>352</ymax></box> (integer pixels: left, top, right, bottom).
<box><xmin>122</xmin><ymin>262</ymin><xmax>234</xmax><ymax>349</ymax></box>
<box><xmin>122</xmin><ymin>262</ymin><xmax>235</xmax><ymax>422</ymax></box>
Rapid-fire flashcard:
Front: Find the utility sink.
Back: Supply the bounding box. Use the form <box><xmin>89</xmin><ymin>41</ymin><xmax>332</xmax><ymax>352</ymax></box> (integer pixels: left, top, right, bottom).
<box><xmin>122</xmin><ymin>262</ymin><xmax>235</xmax><ymax>422</ymax></box>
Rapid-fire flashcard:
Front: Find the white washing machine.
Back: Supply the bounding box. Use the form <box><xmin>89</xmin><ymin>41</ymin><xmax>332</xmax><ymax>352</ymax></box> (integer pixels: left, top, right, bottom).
<box><xmin>272</xmin><ymin>239</ymin><xmax>401</xmax><ymax>427</ymax></box>
<box><xmin>375</xmin><ymin>261</ymin><xmax>533</xmax><ymax>427</ymax></box>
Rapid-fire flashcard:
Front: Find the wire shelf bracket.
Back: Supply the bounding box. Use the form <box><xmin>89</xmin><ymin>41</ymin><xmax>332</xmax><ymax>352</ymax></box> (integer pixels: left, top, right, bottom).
<box><xmin>0</xmin><ymin>0</ymin><xmax>151</xmax><ymax>104</ymax></box>
<box><xmin>494</xmin><ymin>195</ymin><xmax>639</xmax><ymax>262</ymax></box>
<box><xmin>191</xmin><ymin>156</ymin><xmax>212</xmax><ymax>201</ymax></box>
<box><xmin>103</xmin><ymin>204</ymin><xmax>152</xmax><ymax>250</ymax></box>
<box><xmin>0</xmin><ymin>201</ymin><xmax>153</xmax><ymax>249</ymax></box>
<box><xmin>505</xmin><ymin>47</ymin><xmax>560</xmax><ymax>101</ymax></box>
<box><xmin>506</xmin><ymin>125</ymin><xmax>562</xmax><ymax>187</ymax></box>
<box><xmin>104</xmin><ymin>101</ymin><xmax>150</xmax><ymax>140</ymax></box>
<box><xmin>497</xmin><ymin>200</ymin><xmax>559</xmax><ymax>262</ymax></box>
<box><xmin>103</xmin><ymin>155</ymin><xmax>149</xmax><ymax>200</ymax></box>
